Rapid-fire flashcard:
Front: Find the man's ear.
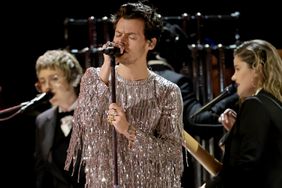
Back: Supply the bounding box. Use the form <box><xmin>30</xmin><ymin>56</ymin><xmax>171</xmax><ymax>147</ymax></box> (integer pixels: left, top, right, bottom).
<box><xmin>147</xmin><ymin>38</ymin><xmax>157</xmax><ymax>50</ymax></box>
<box><xmin>71</xmin><ymin>75</ymin><xmax>81</xmax><ymax>87</ymax></box>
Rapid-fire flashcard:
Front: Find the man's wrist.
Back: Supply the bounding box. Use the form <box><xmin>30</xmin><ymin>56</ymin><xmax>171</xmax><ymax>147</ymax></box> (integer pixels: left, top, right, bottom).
<box><xmin>124</xmin><ymin>124</ymin><xmax>136</xmax><ymax>148</ymax></box>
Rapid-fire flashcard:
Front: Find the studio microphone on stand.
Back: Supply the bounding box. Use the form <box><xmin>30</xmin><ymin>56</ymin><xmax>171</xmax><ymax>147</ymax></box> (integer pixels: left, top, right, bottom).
<box><xmin>0</xmin><ymin>92</ymin><xmax>53</xmax><ymax>122</ymax></box>
<box><xmin>190</xmin><ymin>83</ymin><xmax>237</xmax><ymax>119</ymax></box>
<box><xmin>96</xmin><ymin>46</ymin><xmax>123</xmax><ymax>57</ymax></box>
<box><xmin>72</xmin><ymin>42</ymin><xmax>124</xmax><ymax>57</ymax></box>
<box><xmin>20</xmin><ymin>91</ymin><xmax>53</xmax><ymax>112</ymax></box>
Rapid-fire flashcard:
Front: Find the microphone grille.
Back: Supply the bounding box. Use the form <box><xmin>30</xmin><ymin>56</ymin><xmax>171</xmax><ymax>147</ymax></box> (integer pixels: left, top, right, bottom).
<box><xmin>226</xmin><ymin>82</ymin><xmax>237</xmax><ymax>94</ymax></box>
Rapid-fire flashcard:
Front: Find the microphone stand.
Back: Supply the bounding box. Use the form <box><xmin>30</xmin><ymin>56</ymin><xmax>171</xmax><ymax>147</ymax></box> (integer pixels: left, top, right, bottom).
<box><xmin>110</xmin><ymin>55</ymin><xmax>119</xmax><ymax>188</ymax></box>
<box><xmin>0</xmin><ymin>92</ymin><xmax>52</xmax><ymax>122</ymax></box>
<box><xmin>0</xmin><ymin>104</ymin><xmax>23</xmax><ymax>121</ymax></box>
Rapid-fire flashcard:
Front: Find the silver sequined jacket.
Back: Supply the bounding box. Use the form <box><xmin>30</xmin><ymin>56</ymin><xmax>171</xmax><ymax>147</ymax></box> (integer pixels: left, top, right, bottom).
<box><xmin>65</xmin><ymin>67</ymin><xmax>184</xmax><ymax>188</ymax></box>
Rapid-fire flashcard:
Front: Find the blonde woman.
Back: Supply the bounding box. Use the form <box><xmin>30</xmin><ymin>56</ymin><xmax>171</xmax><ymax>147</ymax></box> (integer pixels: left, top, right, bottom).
<box><xmin>204</xmin><ymin>39</ymin><xmax>282</xmax><ymax>188</ymax></box>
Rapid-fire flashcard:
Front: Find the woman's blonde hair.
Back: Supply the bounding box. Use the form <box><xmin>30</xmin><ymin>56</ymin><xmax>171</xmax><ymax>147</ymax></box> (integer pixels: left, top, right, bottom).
<box><xmin>234</xmin><ymin>39</ymin><xmax>282</xmax><ymax>102</ymax></box>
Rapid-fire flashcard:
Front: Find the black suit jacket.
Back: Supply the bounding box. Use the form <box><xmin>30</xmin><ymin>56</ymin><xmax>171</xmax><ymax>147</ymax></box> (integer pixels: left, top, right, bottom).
<box><xmin>206</xmin><ymin>90</ymin><xmax>282</xmax><ymax>188</ymax></box>
<box><xmin>34</xmin><ymin>107</ymin><xmax>85</xmax><ymax>188</ymax></box>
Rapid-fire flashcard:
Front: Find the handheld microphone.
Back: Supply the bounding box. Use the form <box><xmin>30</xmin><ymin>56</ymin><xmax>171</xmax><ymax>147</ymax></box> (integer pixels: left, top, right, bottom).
<box><xmin>190</xmin><ymin>83</ymin><xmax>237</xmax><ymax>119</ymax></box>
<box><xmin>20</xmin><ymin>92</ymin><xmax>53</xmax><ymax>112</ymax></box>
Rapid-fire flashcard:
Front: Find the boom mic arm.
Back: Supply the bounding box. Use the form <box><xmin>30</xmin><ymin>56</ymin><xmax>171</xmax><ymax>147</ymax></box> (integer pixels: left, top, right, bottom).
<box><xmin>0</xmin><ymin>92</ymin><xmax>53</xmax><ymax>122</ymax></box>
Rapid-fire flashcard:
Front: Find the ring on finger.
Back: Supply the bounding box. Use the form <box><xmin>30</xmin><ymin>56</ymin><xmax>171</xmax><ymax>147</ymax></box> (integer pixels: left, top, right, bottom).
<box><xmin>107</xmin><ymin>115</ymin><xmax>115</xmax><ymax>124</ymax></box>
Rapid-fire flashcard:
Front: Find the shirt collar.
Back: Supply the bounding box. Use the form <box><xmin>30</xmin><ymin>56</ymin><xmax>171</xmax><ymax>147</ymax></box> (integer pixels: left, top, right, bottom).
<box><xmin>58</xmin><ymin>100</ymin><xmax>77</xmax><ymax>113</ymax></box>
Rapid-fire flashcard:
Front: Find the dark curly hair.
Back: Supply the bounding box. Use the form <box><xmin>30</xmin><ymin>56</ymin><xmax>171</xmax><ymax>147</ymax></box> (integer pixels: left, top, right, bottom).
<box><xmin>111</xmin><ymin>1</ymin><xmax>163</xmax><ymax>41</ymax></box>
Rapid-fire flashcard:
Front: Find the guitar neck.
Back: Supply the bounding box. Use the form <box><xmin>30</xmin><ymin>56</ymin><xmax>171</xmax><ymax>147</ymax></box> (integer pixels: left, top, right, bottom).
<box><xmin>182</xmin><ymin>130</ymin><xmax>222</xmax><ymax>176</ymax></box>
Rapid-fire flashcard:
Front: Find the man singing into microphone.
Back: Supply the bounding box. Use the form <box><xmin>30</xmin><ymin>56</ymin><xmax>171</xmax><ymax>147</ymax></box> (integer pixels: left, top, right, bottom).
<box><xmin>65</xmin><ymin>2</ymin><xmax>184</xmax><ymax>188</ymax></box>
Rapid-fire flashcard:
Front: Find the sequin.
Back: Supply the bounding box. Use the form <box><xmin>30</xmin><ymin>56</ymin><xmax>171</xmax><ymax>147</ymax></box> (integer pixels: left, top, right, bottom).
<box><xmin>65</xmin><ymin>67</ymin><xmax>184</xmax><ymax>188</ymax></box>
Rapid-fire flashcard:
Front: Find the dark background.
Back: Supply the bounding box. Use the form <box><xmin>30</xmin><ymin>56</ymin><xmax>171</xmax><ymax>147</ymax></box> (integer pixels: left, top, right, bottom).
<box><xmin>0</xmin><ymin>0</ymin><xmax>281</xmax><ymax>187</ymax></box>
